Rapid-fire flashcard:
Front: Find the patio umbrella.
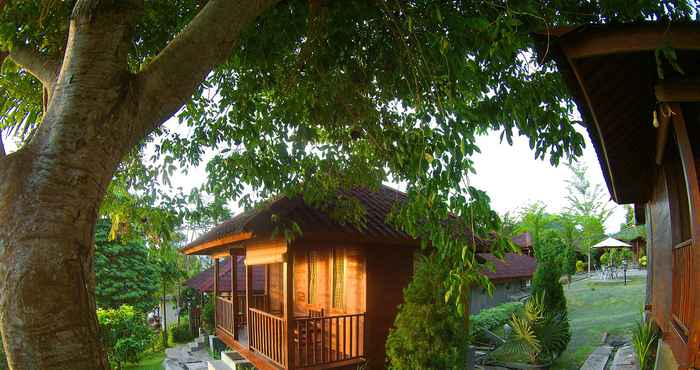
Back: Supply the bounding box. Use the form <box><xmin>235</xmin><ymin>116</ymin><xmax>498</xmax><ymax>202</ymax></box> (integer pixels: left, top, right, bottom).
<box><xmin>592</xmin><ymin>237</ymin><xmax>632</xmax><ymax>249</ymax></box>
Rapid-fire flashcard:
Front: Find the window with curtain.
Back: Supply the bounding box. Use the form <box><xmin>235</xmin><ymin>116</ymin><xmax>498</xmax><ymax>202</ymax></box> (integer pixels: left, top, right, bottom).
<box><xmin>332</xmin><ymin>248</ymin><xmax>345</xmax><ymax>309</ymax></box>
<box><xmin>308</xmin><ymin>251</ymin><xmax>318</xmax><ymax>304</ymax></box>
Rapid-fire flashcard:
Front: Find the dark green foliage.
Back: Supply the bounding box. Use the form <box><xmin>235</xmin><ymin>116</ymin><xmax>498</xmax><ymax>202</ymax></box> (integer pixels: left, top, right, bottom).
<box><xmin>531</xmin><ymin>233</ymin><xmax>568</xmax><ymax>314</ymax></box>
<box><xmin>179</xmin><ymin>286</ymin><xmax>201</xmax><ymax>315</ymax></box>
<box><xmin>561</xmin><ymin>242</ymin><xmax>577</xmax><ymax>276</ymax></box>
<box><xmin>170</xmin><ymin>325</ymin><xmax>194</xmax><ymax>344</ymax></box>
<box><xmin>97</xmin><ymin>305</ymin><xmax>155</xmax><ymax>370</ymax></box>
<box><xmin>202</xmin><ymin>298</ymin><xmax>215</xmax><ymax>333</ymax></box>
<box><xmin>632</xmin><ymin>320</ymin><xmax>660</xmax><ymax>370</ymax></box>
<box><xmin>95</xmin><ymin>219</ymin><xmax>159</xmax><ymax>313</ymax></box>
<box><xmin>502</xmin><ymin>294</ymin><xmax>571</xmax><ymax>364</ymax></box>
<box><xmin>386</xmin><ymin>257</ymin><xmax>468</xmax><ymax>370</ymax></box>
<box><xmin>469</xmin><ymin>302</ymin><xmax>523</xmax><ymax>340</ymax></box>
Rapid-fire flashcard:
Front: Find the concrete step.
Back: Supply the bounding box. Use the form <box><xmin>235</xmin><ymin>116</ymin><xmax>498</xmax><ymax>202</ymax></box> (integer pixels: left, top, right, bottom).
<box><xmin>208</xmin><ymin>360</ymin><xmax>233</xmax><ymax>370</ymax></box>
<box><xmin>189</xmin><ymin>341</ymin><xmax>204</xmax><ymax>351</ymax></box>
<box><xmin>581</xmin><ymin>346</ymin><xmax>613</xmax><ymax>370</ymax></box>
<box><xmin>184</xmin><ymin>362</ymin><xmax>208</xmax><ymax>370</ymax></box>
<box><xmin>610</xmin><ymin>345</ymin><xmax>639</xmax><ymax>370</ymax></box>
<box><xmin>221</xmin><ymin>351</ymin><xmax>255</xmax><ymax>369</ymax></box>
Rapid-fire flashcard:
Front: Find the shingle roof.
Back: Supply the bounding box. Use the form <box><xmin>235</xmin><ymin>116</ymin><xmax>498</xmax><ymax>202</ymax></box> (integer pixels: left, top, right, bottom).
<box><xmin>184</xmin><ymin>257</ymin><xmax>265</xmax><ymax>293</ymax></box>
<box><xmin>477</xmin><ymin>253</ymin><xmax>537</xmax><ymax>282</ymax></box>
<box><xmin>182</xmin><ymin>185</ymin><xmax>487</xmax><ymax>251</ymax></box>
<box><xmin>512</xmin><ymin>232</ymin><xmax>533</xmax><ymax>249</ymax></box>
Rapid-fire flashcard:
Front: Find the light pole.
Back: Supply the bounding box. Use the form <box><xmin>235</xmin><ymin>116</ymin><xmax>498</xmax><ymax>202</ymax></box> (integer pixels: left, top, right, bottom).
<box><xmin>622</xmin><ymin>259</ymin><xmax>628</xmax><ymax>286</ymax></box>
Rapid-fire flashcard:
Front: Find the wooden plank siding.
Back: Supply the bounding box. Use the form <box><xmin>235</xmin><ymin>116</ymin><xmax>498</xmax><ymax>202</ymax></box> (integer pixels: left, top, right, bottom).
<box><xmin>365</xmin><ymin>246</ymin><xmax>416</xmax><ymax>369</ymax></box>
<box><xmin>646</xmin><ymin>104</ymin><xmax>700</xmax><ymax>367</ymax></box>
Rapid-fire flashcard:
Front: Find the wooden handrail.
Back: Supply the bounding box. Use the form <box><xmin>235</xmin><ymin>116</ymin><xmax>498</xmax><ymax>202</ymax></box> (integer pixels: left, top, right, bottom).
<box><xmin>674</xmin><ymin>238</ymin><xmax>693</xmax><ymax>249</ymax></box>
<box><xmin>248</xmin><ymin>307</ymin><xmax>286</xmax><ymax>368</ymax></box>
<box><xmin>249</xmin><ymin>307</ymin><xmax>283</xmax><ymax>320</ymax></box>
<box><xmin>293</xmin><ymin>312</ymin><xmax>366</xmax><ymax>368</ymax></box>
<box><xmin>671</xmin><ymin>244</ymin><xmax>693</xmax><ymax>337</ymax></box>
<box><xmin>215</xmin><ymin>297</ymin><xmax>236</xmax><ymax>336</ymax></box>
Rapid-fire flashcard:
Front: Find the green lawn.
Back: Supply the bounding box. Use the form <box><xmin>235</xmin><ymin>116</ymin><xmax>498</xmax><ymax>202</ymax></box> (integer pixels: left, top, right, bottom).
<box><xmin>551</xmin><ymin>276</ymin><xmax>646</xmax><ymax>369</ymax></box>
<box><xmin>124</xmin><ymin>352</ymin><xmax>165</xmax><ymax>370</ymax></box>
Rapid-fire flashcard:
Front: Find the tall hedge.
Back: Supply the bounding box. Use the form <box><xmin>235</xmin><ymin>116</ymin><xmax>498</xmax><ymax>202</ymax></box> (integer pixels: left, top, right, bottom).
<box><xmin>532</xmin><ymin>233</ymin><xmax>568</xmax><ymax>314</ymax></box>
<box><xmin>386</xmin><ymin>257</ymin><xmax>468</xmax><ymax>370</ymax></box>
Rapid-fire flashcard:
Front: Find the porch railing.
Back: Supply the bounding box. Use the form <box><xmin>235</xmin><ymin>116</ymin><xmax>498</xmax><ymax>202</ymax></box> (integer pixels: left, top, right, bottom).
<box><xmin>235</xmin><ymin>294</ymin><xmax>268</xmax><ymax>325</ymax></box>
<box><xmin>672</xmin><ymin>240</ymin><xmax>694</xmax><ymax>337</ymax></box>
<box><xmin>216</xmin><ymin>297</ymin><xmax>235</xmax><ymax>336</ymax></box>
<box><xmin>293</xmin><ymin>313</ymin><xmax>366</xmax><ymax>368</ymax></box>
<box><xmin>248</xmin><ymin>307</ymin><xmax>286</xmax><ymax>368</ymax></box>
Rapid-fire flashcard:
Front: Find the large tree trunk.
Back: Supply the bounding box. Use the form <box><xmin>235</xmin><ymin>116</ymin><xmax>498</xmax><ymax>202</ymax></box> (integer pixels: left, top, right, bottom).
<box><xmin>0</xmin><ymin>2</ymin><xmax>137</xmax><ymax>369</ymax></box>
<box><xmin>0</xmin><ymin>140</ymin><xmax>119</xmax><ymax>370</ymax></box>
<box><xmin>0</xmin><ymin>1</ymin><xmax>278</xmax><ymax>368</ymax></box>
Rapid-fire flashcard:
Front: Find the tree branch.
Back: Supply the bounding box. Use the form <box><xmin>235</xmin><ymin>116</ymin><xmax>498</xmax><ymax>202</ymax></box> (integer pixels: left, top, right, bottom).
<box><xmin>7</xmin><ymin>44</ymin><xmax>61</xmax><ymax>88</ymax></box>
<box><xmin>0</xmin><ymin>134</ymin><xmax>5</xmax><ymax>158</ymax></box>
<box><xmin>134</xmin><ymin>0</ymin><xmax>280</xmax><ymax>137</ymax></box>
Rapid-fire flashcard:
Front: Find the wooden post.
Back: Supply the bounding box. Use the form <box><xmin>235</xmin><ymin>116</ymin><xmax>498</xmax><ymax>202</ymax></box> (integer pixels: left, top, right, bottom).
<box><xmin>284</xmin><ymin>248</ymin><xmax>295</xmax><ymax>369</ymax></box>
<box><xmin>265</xmin><ymin>264</ymin><xmax>271</xmax><ymax>311</ymax></box>
<box><xmin>231</xmin><ymin>254</ymin><xmax>238</xmax><ymax>340</ymax></box>
<box><xmin>214</xmin><ymin>257</ymin><xmax>219</xmax><ymax>332</ymax></box>
<box><xmin>246</xmin><ymin>262</ymin><xmax>253</xmax><ymax>350</ymax></box>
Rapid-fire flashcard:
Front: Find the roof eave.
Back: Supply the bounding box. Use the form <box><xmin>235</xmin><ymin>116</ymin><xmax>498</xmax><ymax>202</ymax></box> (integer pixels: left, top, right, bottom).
<box><xmin>180</xmin><ymin>231</ymin><xmax>253</xmax><ymax>256</ymax></box>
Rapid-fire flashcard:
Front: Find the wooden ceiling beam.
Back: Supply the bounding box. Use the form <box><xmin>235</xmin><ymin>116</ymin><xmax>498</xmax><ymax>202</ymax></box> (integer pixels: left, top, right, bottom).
<box><xmin>655</xmin><ymin>80</ymin><xmax>700</xmax><ymax>102</ymax></box>
<box><xmin>655</xmin><ymin>104</ymin><xmax>673</xmax><ymax>165</ymax></box>
<box><xmin>181</xmin><ymin>231</ymin><xmax>253</xmax><ymax>255</ymax></box>
<box><xmin>563</xmin><ymin>56</ymin><xmax>620</xmax><ymax>203</ymax></box>
<box><xmin>561</xmin><ymin>24</ymin><xmax>700</xmax><ymax>60</ymax></box>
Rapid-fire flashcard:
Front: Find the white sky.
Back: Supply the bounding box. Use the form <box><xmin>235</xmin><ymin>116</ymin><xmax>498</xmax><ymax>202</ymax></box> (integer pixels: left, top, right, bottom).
<box><xmin>2</xmin><ymin>118</ymin><xmax>626</xmax><ymax>235</ymax></box>
<box><xmin>469</xmin><ymin>128</ymin><xmax>626</xmax><ymax>233</ymax></box>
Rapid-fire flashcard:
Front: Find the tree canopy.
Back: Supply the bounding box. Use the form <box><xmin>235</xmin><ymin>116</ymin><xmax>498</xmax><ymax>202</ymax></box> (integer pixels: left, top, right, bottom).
<box><xmin>94</xmin><ymin>219</ymin><xmax>159</xmax><ymax>313</ymax></box>
<box><xmin>0</xmin><ymin>1</ymin><xmax>697</xmax><ymax>368</ymax></box>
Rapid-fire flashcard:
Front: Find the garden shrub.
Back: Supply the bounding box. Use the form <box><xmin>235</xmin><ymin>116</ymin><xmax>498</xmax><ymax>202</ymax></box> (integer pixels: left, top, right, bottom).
<box><xmin>632</xmin><ymin>319</ymin><xmax>659</xmax><ymax>370</ymax></box>
<box><xmin>639</xmin><ymin>255</ymin><xmax>648</xmax><ymax>268</ymax></box>
<box><xmin>386</xmin><ymin>257</ymin><xmax>468</xmax><ymax>370</ymax></box>
<box><xmin>576</xmin><ymin>260</ymin><xmax>585</xmax><ymax>273</ymax></box>
<box><xmin>202</xmin><ymin>298</ymin><xmax>215</xmax><ymax>333</ymax></box>
<box><xmin>532</xmin><ymin>233</ymin><xmax>568</xmax><ymax>314</ymax></box>
<box><xmin>502</xmin><ymin>293</ymin><xmax>571</xmax><ymax>364</ymax></box>
<box><xmin>171</xmin><ymin>324</ymin><xmax>194</xmax><ymax>343</ymax></box>
<box><xmin>469</xmin><ymin>302</ymin><xmax>523</xmax><ymax>339</ymax></box>
<box><xmin>98</xmin><ymin>305</ymin><xmax>154</xmax><ymax>369</ymax></box>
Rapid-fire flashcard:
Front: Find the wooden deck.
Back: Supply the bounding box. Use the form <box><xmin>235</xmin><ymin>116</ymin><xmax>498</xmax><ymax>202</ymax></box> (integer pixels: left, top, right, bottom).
<box><xmin>216</xmin><ymin>311</ymin><xmax>366</xmax><ymax>370</ymax></box>
<box><xmin>217</xmin><ymin>327</ymin><xmax>282</xmax><ymax>370</ymax></box>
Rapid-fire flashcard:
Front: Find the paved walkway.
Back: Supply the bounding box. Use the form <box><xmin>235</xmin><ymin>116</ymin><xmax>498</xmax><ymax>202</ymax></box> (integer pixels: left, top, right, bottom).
<box><xmin>163</xmin><ymin>338</ymin><xmax>212</xmax><ymax>370</ymax></box>
<box><xmin>580</xmin><ymin>342</ymin><xmax>639</xmax><ymax>370</ymax></box>
<box><xmin>580</xmin><ymin>346</ymin><xmax>613</xmax><ymax>370</ymax></box>
<box><xmin>610</xmin><ymin>344</ymin><xmax>639</xmax><ymax>370</ymax></box>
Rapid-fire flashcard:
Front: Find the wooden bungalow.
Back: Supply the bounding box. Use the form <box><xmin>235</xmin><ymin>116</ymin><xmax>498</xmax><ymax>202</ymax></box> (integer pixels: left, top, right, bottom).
<box><xmin>470</xmin><ymin>253</ymin><xmax>537</xmax><ymax>314</ymax></box>
<box><xmin>613</xmin><ymin>225</ymin><xmax>647</xmax><ymax>263</ymax></box>
<box><xmin>534</xmin><ymin>22</ymin><xmax>700</xmax><ymax>368</ymax></box>
<box><xmin>180</xmin><ymin>186</ymin><xmax>429</xmax><ymax>370</ymax></box>
<box><xmin>512</xmin><ymin>232</ymin><xmax>534</xmax><ymax>256</ymax></box>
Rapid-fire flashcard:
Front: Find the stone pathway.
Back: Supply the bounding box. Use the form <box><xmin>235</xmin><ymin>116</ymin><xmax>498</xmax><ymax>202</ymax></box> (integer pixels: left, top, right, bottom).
<box><xmin>580</xmin><ymin>346</ymin><xmax>613</xmax><ymax>370</ymax></box>
<box><xmin>580</xmin><ymin>336</ymin><xmax>639</xmax><ymax>370</ymax></box>
<box><xmin>610</xmin><ymin>344</ymin><xmax>639</xmax><ymax>370</ymax></box>
<box><xmin>163</xmin><ymin>335</ymin><xmax>212</xmax><ymax>370</ymax></box>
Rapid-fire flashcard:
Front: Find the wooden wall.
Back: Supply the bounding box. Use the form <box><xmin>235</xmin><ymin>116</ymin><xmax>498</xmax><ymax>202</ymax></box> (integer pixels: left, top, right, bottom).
<box><xmin>365</xmin><ymin>245</ymin><xmax>416</xmax><ymax>369</ymax></box>
<box><xmin>646</xmin><ymin>108</ymin><xmax>700</xmax><ymax>367</ymax></box>
<box><xmin>268</xmin><ymin>263</ymin><xmax>283</xmax><ymax>314</ymax></box>
<box><xmin>292</xmin><ymin>243</ymin><xmax>367</xmax><ymax>317</ymax></box>
<box><xmin>648</xmin><ymin>166</ymin><xmax>673</xmax><ymax>333</ymax></box>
